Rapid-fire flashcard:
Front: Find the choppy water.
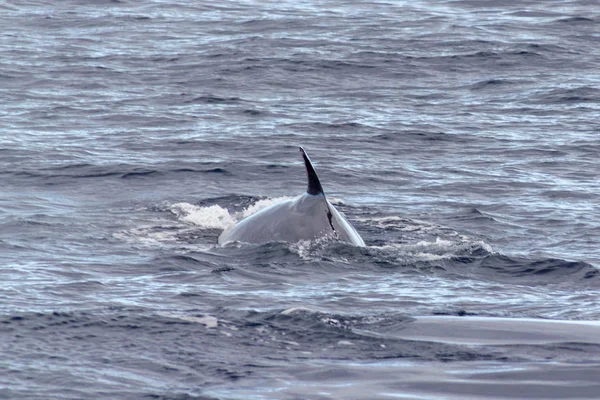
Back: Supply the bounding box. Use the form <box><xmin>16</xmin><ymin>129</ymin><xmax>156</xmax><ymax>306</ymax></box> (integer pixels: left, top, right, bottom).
<box><xmin>1</xmin><ymin>0</ymin><xmax>599</xmax><ymax>399</ymax></box>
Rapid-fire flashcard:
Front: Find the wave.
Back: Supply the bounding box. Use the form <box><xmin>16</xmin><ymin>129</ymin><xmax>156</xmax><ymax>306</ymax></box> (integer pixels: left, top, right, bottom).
<box><xmin>1</xmin><ymin>162</ymin><xmax>232</xmax><ymax>182</ymax></box>
<box><xmin>469</xmin><ymin>78</ymin><xmax>518</xmax><ymax>90</ymax></box>
<box><xmin>184</xmin><ymin>95</ymin><xmax>243</xmax><ymax>104</ymax></box>
<box><xmin>553</xmin><ymin>16</ymin><xmax>596</xmax><ymax>25</ymax></box>
<box><xmin>529</xmin><ymin>86</ymin><xmax>600</xmax><ymax>105</ymax></box>
<box><xmin>451</xmin><ymin>253</ymin><xmax>599</xmax><ymax>285</ymax></box>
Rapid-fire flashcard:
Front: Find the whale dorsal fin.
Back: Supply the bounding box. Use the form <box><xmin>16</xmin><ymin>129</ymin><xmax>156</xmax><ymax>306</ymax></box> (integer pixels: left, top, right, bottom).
<box><xmin>299</xmin><ymin>147</ymin><xmax>335</xmax><ymax>231</ymax></box>
<box><xmin>299</xmin><ymin>147</ymin><xmax>324</xmax><ymax>196</ymax></box>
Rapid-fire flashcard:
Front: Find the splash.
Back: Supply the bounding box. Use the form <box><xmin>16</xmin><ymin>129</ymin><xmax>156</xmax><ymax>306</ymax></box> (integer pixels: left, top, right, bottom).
<box><xmin>170</xmin><ymin>202</ymin><xmax>236</xmax><ymax>230</ymax></box>
<box><xmin>170</xmin><ymin>197</ymin><xmax>295</xmax><ymax>230</ymax></box>
<box><xmin>327</xmin><ymin>197</ymin><xmax>346</xmax><ymax>206</ymax></box>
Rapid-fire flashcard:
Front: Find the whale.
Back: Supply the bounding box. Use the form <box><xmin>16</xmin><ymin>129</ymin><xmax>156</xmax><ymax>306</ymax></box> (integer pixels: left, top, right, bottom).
<box><xmin>218</xmin><ymin>147</ymin><xmax>365</xmax><ymax>246</ymax></box>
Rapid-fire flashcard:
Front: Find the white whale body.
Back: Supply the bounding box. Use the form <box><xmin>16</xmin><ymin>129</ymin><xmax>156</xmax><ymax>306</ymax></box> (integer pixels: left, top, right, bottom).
<box><xmin>218</xmin><ymin>147</ymin><xmax>365</xmax><ymax>246</ymax></box>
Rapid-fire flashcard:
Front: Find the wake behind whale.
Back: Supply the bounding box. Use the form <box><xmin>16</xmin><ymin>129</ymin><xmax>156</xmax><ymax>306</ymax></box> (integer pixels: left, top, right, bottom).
<box><xmin>218</xmin><ymin>147</ymin><xmax>365</xmax><ymax>246</ymax></box>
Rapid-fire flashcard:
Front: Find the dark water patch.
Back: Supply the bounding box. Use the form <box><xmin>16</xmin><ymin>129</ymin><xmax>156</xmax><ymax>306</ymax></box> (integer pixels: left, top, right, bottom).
<box><xmin>185</xmin><ymin>95</ymin><xmax>242</xmax><ymax>104</ymax></box>
<box><xmin>432</xmin><ymin>309</ymin><xmax>478</xmax><ymax>317</ymax></box>
<box><xmin>242</xmin><ymin>109</ymin><xmax>261</xmax><ymax>115</ymax></box>
<box><xmin>371</xmin><ymin>133</ymin><xmax>397</xmax><ymax>141</ymax></box>
<box><xmin>210</xmin><ymin>266</ymin><xmax>235</xmax><ymax>273</ymax></box>
<box><xmin>540</xmin><ymin>189</ymin><xmax>596</xmax><ymax>200</ymax></box>
<box><xmin>530</xmin><ymin>86</ymin><xmax>600</xmax><ymax>104</ymax></box>
<box><xmin>172</xmin><ymin>168</ymin><xmax>198</xmax><ymax>173</ymax></box>
<box><xmin>523</xmin><ymin>42</ymin><xmax>573</xmax><ymax>54</ymax></box>
<box><xmin>164</xmin><ymin>166</ymin><xmax>233</xmax><ymax>176</ymax></box>
<box><xmin>316</xmin><ymin>59</ymin><xmax>378</xmax><ymax>70</ymax></box>
<box><xmin>143</xmin><ymin>394</ymin><xmax>218</xmax><ymax>400</ymax></box>
<box><xmin>52</xmin><ymin>280</ymin><xmax>106</xmax><ymax>292</ymax></box>
<box><xmin>416</xmin><ymin>130</ymin><xmax>452</xmax><ymax>141</ymax></box>
<box><xmin>451</xmin><ymin>51</ymin><xmax>500</xmax><ymax>60</ymax></box>
<box><xmin>499</xmin><ymin>342</ymin><xmax>600</xmax><ymax>363</ymax></box>
<box><xmin>8</xmin><ymin>168</ymin><xmax>122</xmax><ymax>181</ymax></box>
<box><xmin>201</xmin><ymin>168</ymin><xmax>231</xmax><ymax>175</ymax></box>
<box><xmin>419</xmin><ymin>49</ymin><xmax>549</xmax><ymax>71</ymax></box>
<box><xmin>169</xmin><ymin>164</ymin><xmax>232</xmax><ymax>176</ymax></box>
<box><xmin>469</xmin><ymin>79</ymin><xmax>516</xmax><ymax>90</ymax></box>
<box><xmin>44</xmin><ymin>163</ymin><xmax>91</xmax><ymax>172</ymax></box>
<box><xmin>3</xmin><ymin>163</ymin><xmax>236</xmax><ymax>184</ymax></box>
<box><xmin>265</xmin><ymin>164</ymin><xmax>289</xmax><ymax>170</ymax></box>
<box><xmin>259</xmin><ymin>57</ymin><xmax>382</xmax><ymax>74</ymax></box>
<box><xmin>369</xmin><ymin>129</ymin><xmax>462</xmax><ymax>144</ymax></box>
<box><xmin>450</xmin><ymin>207</ymin><xmax>499</xmax><ymax>223</ymax></box>
<box><xmin>152</xmin><ymin>254</ymin><xmax>216</xmax><ymax>272</ymax></box>
<box><xmin>452</xmin><ymin>254</ymin><xmax>600</xmax><ymax>285</ymax></box>
<box><xmin>554</xmin><ymin>16</ymin><xmax>596</xmax><ymax>24</ymax></box>
<box><xmin>4</xmin><ymin>163</ymin><xmax>138</xmax><ymax>181</ymax></box>
<box><xmin>2</xmin><ymin>217</ymin><xmax>57</xmax><ymax>228</ymax></box>
<box><xmin>499</xmin><ymin>147</ymin><xmax>568</xmax><ymax>158</ymax></box>
<box><xmin>507</xmin><ymin>50</ymin><xmax>544</xmax><ymax>58</ymax></box>
<box><xmin>285</xmin><ymin>121</ymin><xmax>367</xmax><ymax>131</ymax></box>
<box><xmin>121</xmin><ymin>169</ymin><xmax>161</xmax><ymax>179</ymax></box>
<box><xmin>506</xmin><ymin>10</ymin><xmax>561</xmax><ymax>18</ymax></box>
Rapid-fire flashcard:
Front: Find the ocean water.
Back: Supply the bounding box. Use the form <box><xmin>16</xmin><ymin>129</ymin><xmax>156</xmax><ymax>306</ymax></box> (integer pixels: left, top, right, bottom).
<box><xmin>1</xmin><ymin>0</ymin><xmax>599</xmax><ymax>399</ymax></box>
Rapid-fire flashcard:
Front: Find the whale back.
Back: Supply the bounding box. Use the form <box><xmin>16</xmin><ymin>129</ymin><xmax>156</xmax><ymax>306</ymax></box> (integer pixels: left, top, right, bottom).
<box><xmin>218</xmin><ymin>193</ymin><xmax>334</xmax><ymax>244</ymax></box>
<box><xmin>217</xmin><ymin>147</ymin><xmax>365</xmax><ymax>246</ymax></box>
<box><xmin>328</xmin><ymin>201</ymin><xmax>365</xmax><ymax>246</ymax></box>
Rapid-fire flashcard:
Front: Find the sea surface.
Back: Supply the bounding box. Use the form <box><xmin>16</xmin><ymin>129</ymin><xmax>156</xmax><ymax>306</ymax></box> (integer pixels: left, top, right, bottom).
<box><xmin>1</xmin><ymin>0</ymin><xmax>599</xmax><ymax>399</ymax></box>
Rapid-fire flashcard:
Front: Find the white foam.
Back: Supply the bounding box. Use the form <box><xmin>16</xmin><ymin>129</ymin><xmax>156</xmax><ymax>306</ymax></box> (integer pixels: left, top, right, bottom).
<box><xmin>288</xmin><ymin>234</ymin><xmax>338</xmax><ymax>260</ymax></box>
<box><xmin>170</xmin><ymin>202</ymin><xmax>236</xmax><ymax>230</ymax></box>
<box><xmin>370</xmin><ymin>237</ymin><xmax>493</xmax><ymax>262</ymax></box>
<box><xmin>356</xmin><ymin>216</ymin><xmax>431</xmax><ymax>231</ymax></box>
<box><xmin>113</xmin><ymin>226</ymin><xmax>181</xmax><ymax>246</ymax></box>
<box><xmin>327</xmin><ymin>197</ymin><xmax>346</xmax><ymax>206</ymax></box>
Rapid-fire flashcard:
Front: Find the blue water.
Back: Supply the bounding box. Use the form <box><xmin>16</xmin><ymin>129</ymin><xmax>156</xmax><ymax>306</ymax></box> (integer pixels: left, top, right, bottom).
<box><xmin>1</xmin><ymin>1</ymin><xmax>599</xmax><ymax>399</ymax></box>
